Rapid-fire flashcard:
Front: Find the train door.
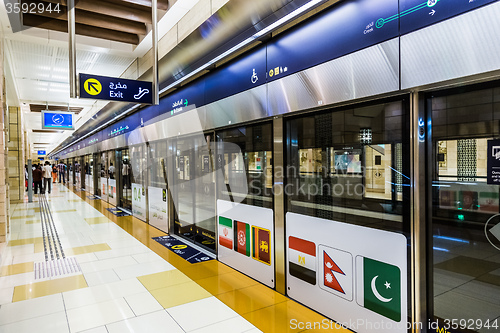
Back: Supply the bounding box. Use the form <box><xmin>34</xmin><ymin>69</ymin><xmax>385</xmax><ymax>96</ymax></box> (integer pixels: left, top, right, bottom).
<box><xmin>149</xmin><ymin>140</ymin><xmax>168</xmax><ymax>232</ymax></box>
<box><xmin>130</xmin><ymin>144</ymin><xmax>147</xmax><ymax>221</ymax></box>
<box><xmin>107</xmin><ymin>151</ymin><xmax>117</xmax><ymax>206</ymax></box>
<box><xmin>171</xmin><ymin>133</ymin><xmax>216</xmax><ymax>251</ymax></box>
<box><xmin>99</xmin><ymin>152</ymin><xmax>108</xmax><ymax>202</ymax></box>
<box><xmin>93</xmin><ymin>153</ymin><xmax>99</xmax><ymax>196</ymax></box>
<box><xmin>215</xmin><ymin>122</ymin><xmax>275</xmax><ymax>287</ymax></box>
<box><xmin>118</xmin><ymin>148</ymin><xmax>132</xmax><ymax>211</ymax></box>
<box><xmin>427</xmin><ymin>85</ymin><xmax>500</xmax><ymax>332</ymax></box>
<box><xmin>283</xmin><ymin>99</ymin><xmax>411</xmax><ymax>333</ymax></box>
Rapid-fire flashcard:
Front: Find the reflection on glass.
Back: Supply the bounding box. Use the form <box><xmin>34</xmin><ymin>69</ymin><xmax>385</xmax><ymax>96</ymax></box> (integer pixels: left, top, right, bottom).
<box><xmin>119</xmin><ymin>149</ymin><xmax>132</xmax><ymax>210</ymax></box>
<box><xmin>431</xmin><ymin>87</ymin><xmax>500</xmax><ymax>332</ymax></box>
<box><xmin>173</xmin><ymin>134</ymin><xmax>216</xmax><ymax>251</ymax></box>
<box><xmin>285</xmin><ymin>101</ymin><xmax>409</xmax><ymax>233</ymax></box>
<box><xmin>217</xmin><ymin>123</ymin><xmax>273</xmax><ymax>209</ymax></box>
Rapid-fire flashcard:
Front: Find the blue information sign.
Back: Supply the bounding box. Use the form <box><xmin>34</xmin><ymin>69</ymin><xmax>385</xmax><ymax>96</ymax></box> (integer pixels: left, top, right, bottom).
<box><xmin>487</xmin><ymin>139</ymin><xmax>500</xmax><ymax>184</ymax></box>
<box><xmin>267</xmin><ymin>0</ymin><xmax>399</xmax><ymax>82</ymax></box>
<box><xmin>37</xmin><ymin>150</ymin><xmax>46</xmax><ymax>155</ymax></box>
<box><xmin>42</xmin><ymin>111</ymin><xmax>74</xmax><ymax>130</ymax></box>
<box><xmin>400</xmin><ymin>0</ymin><xmax>498</xmax><ymax>35</ymax></box>
<box><xmin>205</xmin><ymin>45</ymin><xmax>267</xmax><ymax>104</ymax></box>
<box><xmin>79</xmin><ymin>73</ymin><xmax>153</xmax><ymax>104</ymax></box>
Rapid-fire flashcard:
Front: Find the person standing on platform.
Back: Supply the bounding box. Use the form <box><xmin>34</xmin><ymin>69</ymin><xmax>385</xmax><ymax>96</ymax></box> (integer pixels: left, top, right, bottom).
<box><xmin>109</xmin><ymin>163</ymin><xmax>115</xmax><ymax>179</ymax></box>
<box><xmin>33</xmin><ymin>165</ymin><xmax>43</xmax><ymax>194</ymax></box>
<box><xmin>52</xmin><ymin>164</ymin><xmax>58</xmax><ymax>183</ymax></box>
<box><xmin>58</xmin><ymin>161</ymin><xmax>66</xmax><ymax>184</ymax></box>
<box><xmin>42</xmin><ymin>161</ymin><xmax>52</xmax><ymax>194</ymax></box>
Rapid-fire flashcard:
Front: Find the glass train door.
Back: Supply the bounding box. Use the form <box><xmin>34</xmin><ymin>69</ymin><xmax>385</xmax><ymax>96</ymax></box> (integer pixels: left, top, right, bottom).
<box><xmin>97</xmin><ymin>152</ymin><xmax>108</xmax><ymax>201</ymax></box>
<box><xmin>283</xmin><ymin>99</ymin><xmax>411</xmax><ymax>330</ymax></box>
<box><xmin>428</xmin><ymin>86</ymin><xmax>500</xmax><ymax>332</ymax></box>
<box><xmin>118</xmin><ymin>148</ymin><xmax>132</xmax><ymax>211</ymax></box>
<box><xmin>171</xmin><ymin>133</ymin><xmax>216</xmax><ymax>251</ymax></box>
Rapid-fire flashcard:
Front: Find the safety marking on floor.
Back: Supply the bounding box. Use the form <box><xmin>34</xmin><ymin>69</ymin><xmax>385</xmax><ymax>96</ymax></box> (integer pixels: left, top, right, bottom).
<box><xmin>153</xmin><ymin>235</ymin><xmax>214</xmax><ymax>264</ymax></box>
<box><xmin>34</xmin><ymin>257</ymin><xmax>82</xmax><ymax>280</ymax></box>
<box><xmin>86</xmin><ymin>195</ymin><xmax>99</xmax><ymax>200</ymax></box>
<box><xmin>106</xmin><ymin>207</ymin><xmax>131</xmax><ymax>217</ymax></box>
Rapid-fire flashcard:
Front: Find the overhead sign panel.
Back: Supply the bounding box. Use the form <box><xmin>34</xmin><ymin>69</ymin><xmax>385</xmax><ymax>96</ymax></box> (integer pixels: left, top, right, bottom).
<box><xmin>37</xmin><ymin>151</ymin><xmax>46</xmax><ymax>155</ymax></box>
<box><xmin>42</xmin><ymin>111</ymin><xmax>74</xmax><ymax>130</ymax></box>
<box><xmin>266</xmin><ymin>0</ymin><xmax>399</xmax><ymax>81</ymax></box>
<box><xmin>400</xmin><ymin>0</ymin><xmax>498</xmax><ymax>35</ymax></box>
<box><xmin>79</xmin><ymin>73</ymin><xmax>153</xmax><ymax>104</ymax></box>
<box><xmin>204</xmin><ymin>46</ymin><xmax>267</xmax><ymax>104</ymax></box>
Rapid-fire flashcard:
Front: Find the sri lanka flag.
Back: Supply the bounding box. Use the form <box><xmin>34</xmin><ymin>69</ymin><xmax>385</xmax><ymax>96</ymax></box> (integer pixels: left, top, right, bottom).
<box><xmin>234</xmin><ymin>220</ymin><xmax>250</xmax><ymax>256</ymax></box>
<box><xmin>288</xmin><ymin>236</ymin><xmax>316</xmax><ymax>285</ymax></box>
<box><xmin>252</xmin><ymin>226</ymin><xmax>271</xmax><ymax>265</ymax></box>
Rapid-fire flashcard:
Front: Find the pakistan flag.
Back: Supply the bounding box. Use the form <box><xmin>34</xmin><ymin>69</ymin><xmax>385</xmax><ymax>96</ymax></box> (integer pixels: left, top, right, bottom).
<box><xmin>356</xmin><ymin>257</ymin><xmax>401</xmax><ymax>322</ymax></box>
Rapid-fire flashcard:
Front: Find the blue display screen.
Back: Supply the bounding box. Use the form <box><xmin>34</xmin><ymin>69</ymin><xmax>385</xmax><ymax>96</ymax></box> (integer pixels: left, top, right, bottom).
<box><xmin>400</xmin><ymin>0</ymin><xmax>498</xmax><ymax>35</ymax></box>
<box><xmin>37</xmin><ymin>151</ymin><xmax>46</xmax><ymax>155</ymax></box>
<box><xmin>42</xmin><ymin>112</ymin><xmax>73</xmax><ymax>130</ymax></box>
<box><xmin>267</xmin><ymin>0</ymin><xmax>399</xmax><ymax>81</ymax></box>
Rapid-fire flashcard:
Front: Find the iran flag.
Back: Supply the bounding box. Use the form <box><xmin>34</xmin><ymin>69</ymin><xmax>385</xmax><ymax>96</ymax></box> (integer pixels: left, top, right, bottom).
<box><xmin>218</xmin><ymin>216</ymin><xmax>233</xmax><ymax>249</ymax></box>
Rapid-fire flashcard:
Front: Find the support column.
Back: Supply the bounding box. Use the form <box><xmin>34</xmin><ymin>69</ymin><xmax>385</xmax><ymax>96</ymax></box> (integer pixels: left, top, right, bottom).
<box><xmin>8</xmin><ymin>106</ymin><xmax>24</xmax><ymax>203</ymax></box>
<box><xmin>411</xmin><ymin>92</ymin><xmax>428</xmax><ymax>333</ymax></box>
<box><xmin>0</xmin><ymin>39</ymin><xmax>9</xmax><ymax>247</ymax></box>
<box><xmin>273</xmin><ymin>116</ymin><xmax>286</xmax><ymax>295</ymax></box>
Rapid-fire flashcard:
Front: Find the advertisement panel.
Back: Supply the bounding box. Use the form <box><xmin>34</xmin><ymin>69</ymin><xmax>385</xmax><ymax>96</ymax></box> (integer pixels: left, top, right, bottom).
<box><xmin>148</xmin><ymin>186</ymin><xmax>168</xmax><ymax>232</ymax></box>
<box><xmin>132</xmin><ymin>183</ymin><xmax>146</xmax><ymax>221</ymax></box>
<box><xmin>100</xmin><ymin>177</ymin><xmax>108</xmax><ymax>202</ymax></box>
<box><xmin>286</xmin><ymin>213</ymin><xmax>407</xmax><ymax>333</ymax></box>
<box><xmin>217</xmin><ymin>200</ymin><xmax>274</xmax><ymax>288</ymax></box>
<box><xmin>108</xmin><ymin>179</ymin><xmax>117</xmax><ymax>206</ymax></box>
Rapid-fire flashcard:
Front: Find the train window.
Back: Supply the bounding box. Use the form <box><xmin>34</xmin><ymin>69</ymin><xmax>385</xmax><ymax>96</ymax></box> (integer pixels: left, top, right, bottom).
<box><xmin>285</xmin><ymin>100</ymin><xmax>409</xmax><ymax>233</ymax></box>
<box><xmin>216</xmin><ymin>122</ymin><xmax>273</xmax><ymax>209</ymax></box>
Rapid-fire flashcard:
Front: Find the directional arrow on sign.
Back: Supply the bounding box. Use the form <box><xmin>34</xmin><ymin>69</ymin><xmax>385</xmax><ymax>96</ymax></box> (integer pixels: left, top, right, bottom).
<box><xmin>184</xmin><ymin>99</ymin><xmax>188</xmax><ymax>107</ymax></box>
<box><xmin>429</xmin><ymin>10</ymin><xmax>436</xmax><ymax>16</ymax></box>
<box><xmin>88</xmin><ymin>81</ymin><xmax>100</xmax><ymax>93</ymax></box>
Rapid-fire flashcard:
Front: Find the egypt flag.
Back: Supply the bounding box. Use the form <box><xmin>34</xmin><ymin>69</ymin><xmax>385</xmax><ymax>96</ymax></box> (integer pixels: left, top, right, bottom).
<box><xmin>234</xmin><ymin>221</ymin><xmax>250</xmax><ymax>256</ymax></box>
<box><xmin>252</xmin><ymin>226</ymin><xmax>271</xmax><ymax>265</ymax></box>
<box><xmin>356</xmin><ymin>256</ymin><xmax>401</xmax><ymax>322</ymax></box>
<box><xmin>218</xmin><ymin>216</ymin><xmax>233</xmax><ymax>249</ymax></box>
<box><xmin>288</xmin><ymin>236</ymin><xmax>316</xmax><ymax>285</ymax></box>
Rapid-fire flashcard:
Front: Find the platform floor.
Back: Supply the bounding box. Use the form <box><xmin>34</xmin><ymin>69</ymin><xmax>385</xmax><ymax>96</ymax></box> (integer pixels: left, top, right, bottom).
<box><xmin>0</xmin><ymin>183</ymin><xmax>346</xmax><ymax>333</ymax></box>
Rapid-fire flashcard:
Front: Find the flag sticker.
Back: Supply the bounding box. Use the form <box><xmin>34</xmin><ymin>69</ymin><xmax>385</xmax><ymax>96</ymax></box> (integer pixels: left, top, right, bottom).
<box><xmin>356</xmin><ymin>256</ymin><xmax>401</xmax><ymax>322</ymax></box>
<box><xmin>288</xmin><ymin>236</ymin><xmax>316</xmax><ymax>285</ymax></box>
<box><xmin>218</xmin><ymin>216</ymin><xmax>233</xmax><ymax>250</ymax></box>
<box><xmin>319</xmin><ymin>245</ymin><xmax>353</xmax><ymax>301</ymax></box>
<box><xmin>234</xmin><ymin>220</ymin><xmax>250</xmax><ymax>256</ymax></box>
<box><xmin>252</xmin><ymin>226</ymin><xmax>271</xmax><ymax>265</ymax></box>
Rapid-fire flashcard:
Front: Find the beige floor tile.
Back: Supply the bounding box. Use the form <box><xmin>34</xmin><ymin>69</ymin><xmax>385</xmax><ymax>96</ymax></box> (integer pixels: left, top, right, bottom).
<box><xmin>0</xmin><ymin>262</ymin><xmax>34</xmax><ymax>277</ymax></box>
<box><xmin>150</xmin><ymin>280</ymin><xmax>211</xmax><ymax>308</ymax></box>
<box><xmin>12</xmin><ymin>275</ymin><xmax>88</xmax><ymax>302</ymax></box>
<box><xmin>138</xmin><ymin>270</ymin><xmax>192</xmax><ymax>291</ymax></box>
<box><xmin>85</xmin><ymin>217</ymin><xmax>111</xmax><ymax>225</ymax></box>
<box><xmin>65</xmin><ymin>243</ymin><xmax>111</xmax><ymax>256</ymax></box>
